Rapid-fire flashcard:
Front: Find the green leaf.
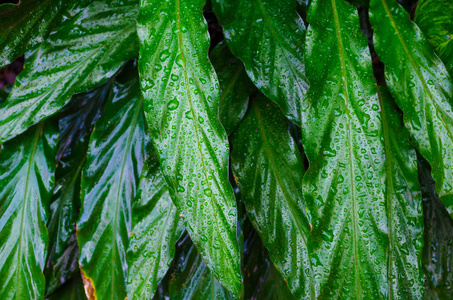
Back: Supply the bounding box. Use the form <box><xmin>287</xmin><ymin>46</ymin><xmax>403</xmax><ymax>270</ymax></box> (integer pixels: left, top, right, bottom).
<box><xmin>137</xmin><ymin>0</ymin><xmax>241</xmax><ymax>294</ymax></box>
<box><xmin>212</xmin><ymin>0</ymin><xmax>308</xmax><ymax>124</ymax></box>
<box><xmin>369</xmin><ymin>0</ymin><xmax>453</xmax><ymax>217</ymax></box>
<box><xmin>127</xmin><ymin>144</ymin><xmax>185</xmax><ymax>299</ymax></box>
<box><xmin>45</xmin><ymin>80</ymin><xmax>111</xmax><ymax>295</ymax></box>
<box><xmin>419</xmin><ymin>155</ymin><xmax>453</xmax><ymax>299</ymax></box>
<box><xmin>77</xmin><ymin>65</ymin><xmax>145</xmax><ymax>300</ymax></box>
<box><xmin>0</xmin><ymin>122</ymin><xmax>58</xmax><ymax>299</ymax></box>
<box><xmin>302</xmin><ymin>0</ymin><xmax>423</xmax><ymax>297</ymax></box>
<box><xmin>231</xmin><ymin>94</ymin><xmax>312</xmax><ymax>298</ymax></box>
<box><xmin>155</xmin><ymin>233</ymin><xmax>236</xmax><ymax>300</ymax></box>
<box><xmin>414</xmin><ymin>0</ymin><xmax>453</xmax><ymax>77</ymax></box>
<box><xmin>0</xmin><ymin>0</ymin><xmax>139</xmax><ymax>144</ymax></box>
<box><xmin>210</xmin><ymin>42</ymin><xmax>254</xmax><ymax>135</ymax></box>
<box><xmin>46</xmin><ymin>275</ymin><xmax>87</xmax><ymax>300</ymax></box>
<box><xmin>242</xmin><ymin>218</ymin><xmax>294</xmax><ymax>300</ymax></box>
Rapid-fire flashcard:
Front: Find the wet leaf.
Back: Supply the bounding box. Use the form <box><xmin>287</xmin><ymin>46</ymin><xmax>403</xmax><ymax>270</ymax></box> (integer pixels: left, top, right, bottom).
<box><xmin>137</xmin><ymin>0</ymin><xmax>240</xmax><ymax>294</ymax></box>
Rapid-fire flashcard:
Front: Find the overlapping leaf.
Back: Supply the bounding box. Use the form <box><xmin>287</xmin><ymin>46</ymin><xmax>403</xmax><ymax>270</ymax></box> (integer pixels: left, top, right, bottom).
<box><xmin>415</xmin><ymin>0</ymin><xmax>453</xmax><ymax>77</ymax></box>
<box><xmin>231</xmin><ymin>94</ymin><xmax>312</xmax><ymax>298</ymax></box>
<box><xmin>210</xmin><ymin>42</ymin><xmax>254</xmax><ymax>135</ymax></box>
<box><xmin>77</xmin><ymin>66</ymin><xmax>145</xmax><ymax>299</ymax></box>
<box><xmin>45</xmin><ymin>80</ymin><xmax>111</xmax><ymax>294</ymax></box>
<box><xmin>46</xmin><ymin>275</ymin><xmax>87</xmax><ymax>300</ymax></box>
<box><xmin>302</xmin><ymin>0</ymin><xmax>423</xmax><ymax>297</ymax></box>
<box><xmin>137</xmin><ymin>0</ymin><xmax>240</xmax><ymax>294</ymax></box>
<box><xmin>154</xmin><ymin>233</ymin><xmax>235</xmax><ymax>300</ymax></box>
<box><xmin>0</xmin><ymin>122</ymin><xmax>58</xmax><ymax>299</ymax></box>
<box><xmin>127</xmin><ymin>144</ymin><xmax>185</xmax><ymax>299</ymax></box>
<box><xmin>212</xmin><ymin>0</ymin><xmax>308</xmax><ymax>124</ymax></box>
<box><xmin>0</xmin><ymin>0</ymin><xmax>138</xmax><ymax>144</ymax></box>
<box><xmin>369</xmin><ymin>0</ymin><xmax>453</xmax><ymax>217</ymax></box>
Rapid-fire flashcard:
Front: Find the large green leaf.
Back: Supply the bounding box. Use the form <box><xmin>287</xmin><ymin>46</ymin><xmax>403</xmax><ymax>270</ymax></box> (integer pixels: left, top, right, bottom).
<box><xmin>419</xmin><ymin>155</ymin><xmax>453</xmax><ymax>299</ymax></box>
<box><xmin>210</xmin><ymin>42</ymin><xmax>254</xmax><ymax>135</ymax></box>
<box><xmin>154</xmin><ymin>233</ymin><xmax>236</xmax><ymax>300</ymax></box>
<box><xmin>0</xmin><ymin>0</ymin><xmax>138</xmax><ymax>144</ymax></box>
<box><xmin>137</xmin><ymin>0</ymin><xmax>240</xmax><ymax>294</ymax></box>
<box><xmin>77</xmin><ymin>66</ymin><xmax>145</xmax><ymax>300</ymax></box>
<box><xmin>45</xmin><ymin>80</ymin><xmax>111</xmax><ymax>295</ymax></box>
<box><xmin>302</xmin><ymin>0</ymin><xmax>423</xmax><ymax>297</ymax></box>
<box><xmin>231</xmin><ymin>94</ymin><xmax>312</xmax><ymax>298</ymax></box>
<box><xmin>414</xmin><ymin>0</ymin><xmax>453</xmax><ymax>77</ymax></box>
<box><xmin>369</xmin><ymin>0</ymin><xmax>453</xmax><ymax>217</ymax></box>
<box><xmin>127</xmin><ymin>144</ymin><xmax>185</xmax><ymax>299</ymax></box>
<box><xmin>0</xmin><ymin>122</ymin><xmax>58</xmax><ymax>299</ymax></box>
<box><xmin>212</xmin><ymin>0</ymin><xmax>308</xmax><ymax>125</ymax></box>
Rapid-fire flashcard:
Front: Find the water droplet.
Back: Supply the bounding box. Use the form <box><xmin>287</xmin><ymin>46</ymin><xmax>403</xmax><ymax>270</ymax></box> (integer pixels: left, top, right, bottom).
<box><xmin>167</xmin><ymin>98</ymin><xmax>179</xmax><ymax>110</ymax></box>
<box><xmin>159</xmin><ymin>49</ymin><xmax>170</xmax><ymax>62</ymax></box>
<box><xmin>204</xmin><ymin>188</ymin><xmax>212</xmax><ymax>196</ymax></box>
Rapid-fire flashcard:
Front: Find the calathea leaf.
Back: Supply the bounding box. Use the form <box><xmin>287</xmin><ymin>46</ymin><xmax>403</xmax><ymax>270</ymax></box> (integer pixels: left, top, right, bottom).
<box><xmin>154</xmin><ymin>233</ymin><xmax>236</xmax><ymax>300</ymax></box>
<box><xmin>369</xmin><ymin>0</ymin><xmax>453</xmax><ymax>217</ymax></box>
<box><xmin>0</xmin><ymin>121</ymin><xmax>59</xmax><ymax>299</ymax></box>
<box><xmin>210</xmin><ymin>42</ymin><xmax>254</xmax><ymax>135</ymax></box>
<box><xmin>137</xmin><ymin>0</ymin><xmax>240</xmax><ymax>294</ymax></box>
<box><xmin>0</xmin><ymin>0</ymin><xmax>139</xmax><ymax>144</ymax></box>
<box><xmin>231</xmin><ymin>94</ymin><xmax>313</xmax><ymax>298</ymax></box>
<box><xmin>414</xmin><ymin>0</ymin><xmax>453</xmax><ymax>77</ymax></box>
<box><xmin>77</xmin><ymin>65</ymin><xmax>145</xmax><ymax>299</ymax></box>
<box><xmin>212</xmin><ymin>0</ymin><xmax>308</xmax><ymax>125</ymax></box>
<box><xmin>418</xmin><ymin>155</ymin><xmax>453</xmax><ymax>299</ymax></box>
<box><xmin>45</xmin><ymin>80</ymin><xmax>111</xmax><ymax>295</ymax></box>
<box><xmin>302</xmin><ymin>0</ymin><xmax>423</xmax><ymax>297</ymax></box>
<box><xmin>127</xmin><ymin>143</ymin><xmax>185</xmax><ymax>299</ymax></box>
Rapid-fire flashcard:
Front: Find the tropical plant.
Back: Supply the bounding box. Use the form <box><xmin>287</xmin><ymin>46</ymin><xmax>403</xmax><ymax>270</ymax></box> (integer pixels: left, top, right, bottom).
<box><xmin>0</xmin><ymin>0</ymin><xmax>452</xmax><ymax>299</ymax></box>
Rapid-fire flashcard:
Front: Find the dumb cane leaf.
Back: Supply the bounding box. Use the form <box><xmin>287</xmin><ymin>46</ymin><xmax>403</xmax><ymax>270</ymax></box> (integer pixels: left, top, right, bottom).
<box><xmin>137</xmin><ymin>0</ymin><xmax>241</xmax><ymax>294</ymax></box>
<box><xmin>0</xmin><ymin>0</ymin><xmax>138</xmax><ymax>144</ymax></box>
<box><xmin>369</xmin><ymin>0</ymin><xmax>453</xmax><ymax>216</ymax></box>
<box><xmin>127</xmin><ymin>144</ymin><xmax>185</xmax><ymax>299</ymax></box>
<box><xmin>212</xmin><ymin>0</ymin><xmax>308</xmax><ymax>125</ymax></box>
<box><xmin>77</xmin><ymin>66</ymin><xmax>145</xmax><ymax>299</ymax></box>
<box><xmin>154</xmin><ymin>233</ymin><xmax>235</xmax><ymax>300</ymax></box>
<box><xmin>414</xmin><ymin>0</ymin><xmax>453</xmax><ymax>77</ymax></box>
<box><xmin>0</xmin><ymin>122</ymin><xmax>58</xmax><ymax>299</ymax></box>
<box><xmin>302</xmin><ymin>0</ymin><xmax>423</xmax><ymax>297</ymax></box>
<box><xmin>231</xmin><ymin>94</ymin><xmax>313</xmax><ymax>298</ymax></box>
<box><xmin>45</xmin><ymin>81</ymin><xmax>111</xmax><ymax>295</ymax></box>
<box><xmin>210</xmin><ymin>42</ymin><xmax>254</xmax><ymax>136</ymax></box>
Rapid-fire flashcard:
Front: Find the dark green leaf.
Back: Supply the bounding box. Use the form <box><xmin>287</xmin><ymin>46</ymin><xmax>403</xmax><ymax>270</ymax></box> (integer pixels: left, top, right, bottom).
<box><xmin>137</xmin><ymin>0</ymin><xmax>240</xmax><ymax>294</ymax></box>
<box><xmin>369</xmin><ymin>0</ymin><xmax>453</xmax><ymax>217</ymax></box>
<box><xmin>302</xmin><ymin>0</ymin><xmax>423</xmax><ymax>297</ymax></box>
<box><xmin>0</xmin><ymin>0</ymin><xmax>138</xmax><ymax>144</ymax></box>
<box><xmin>77</xmin><ymin>66</ymin><xmax>145</xmax><ymax>299</ymax></box>
<box><xmin>46</xmin><ymin>274</ymin><xmax>87</xmax><ymax>300</ymax></box>
<box><xmin>212</xmin><ymin>0</ymin><xmax>308</xmax><ymax>124</ymax></box>
<box><xmin>419</xmin><ymin>155</ymin><xmax>453</xmax><ymax>299</ymax></box>
<box><xmin>415</xmin><ymin>0</ymin><xmax>453</xmax><ymax>77</ymax></box>
<box><xmin>210</xmin><ymin>42</ymin><xmax>254</xmax><ymax>136</ymax></box>
<box><xmin>231</xmin><ymin>94</ymin><xmax>312</xmax><ymax>298</ymax></box>
<box><xmin>45</xmin><ymin>80</ymin><xmax>111</xmax><ymax>295</ymax></box>
<box><xmin>127</xmin><ymin>144</ymin><xmax>185</xmax><ymax>299</ymax></box>
<box><xmin>0</xmin><ymin>122</ymin><xmax>58</xmax><ymax>299</ymax></box>
<box><xmin>154</xmin><ymin>233</ymin><xmax>236</xmax><ymax>300</ymax></box>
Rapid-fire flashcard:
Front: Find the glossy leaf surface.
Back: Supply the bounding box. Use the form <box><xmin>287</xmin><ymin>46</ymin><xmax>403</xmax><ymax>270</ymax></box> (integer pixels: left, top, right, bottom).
<box><xmin>154</xmin><ymin>233</ymin><xmax>236</xmax><ymax>300</ymax></box>
<box><xmin>77</xmin><ymin>67</ymin><xmax>145</xmax><ymax>300</ymax></box>
<box><xmin>415</xmin><ymin>0</ymin><xmax>453</xmax><ymax>77</ymax></box>
<box><xmin>302</xmin><ymin>0</ymin><xmax>423</xmax><ymax>297</ymax></box>
<box><xmin>212</xmin><ymin>0</ymin><xmax>308</xmax><ymax>124</ymax></box>
<box><xmin>231</xmin><ymin>94</ymin><xmax>312</xmax><ymax>298</ymax></box>
<box><xmin>0</xmin><ymin>122</ymin><xmax>58</xmax><ymax>299</ymax></box>
<box><xmin>0</xmin><ymin>0</ymin><xmax>138</xmax><ymax>144</ymax></box>
<box><xmin>45</xmin><ymin>81</ymin><xmax>110</xmax><ymax>294</ymax></box>
<box><xmin>127</xmin><ymin>144</ymin><xmax>185</xmax><ymax>299</ymax></box>
<box><xmin>210</xmin><ymin>42</ymin><xmax>254</xmax><ymax>135</ymax></box>
<box><xmin>369</xmin><ymin>0</ymin><xmax>453</xmax><ymax>216</ymax></box>
<box><xmin>137</xmin><ymin>0</ymin><xmax>240</xmax><ymax>294</ymax></box>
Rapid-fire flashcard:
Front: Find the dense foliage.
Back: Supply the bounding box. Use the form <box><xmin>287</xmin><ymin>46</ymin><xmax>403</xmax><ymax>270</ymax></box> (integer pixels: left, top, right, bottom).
<box><xmin>0</xmin><ymin>0</ymin><xmax>452</xmax><ymax>299</ymax></box>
